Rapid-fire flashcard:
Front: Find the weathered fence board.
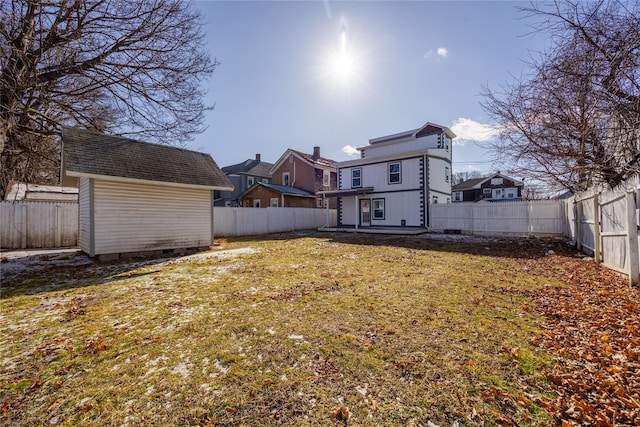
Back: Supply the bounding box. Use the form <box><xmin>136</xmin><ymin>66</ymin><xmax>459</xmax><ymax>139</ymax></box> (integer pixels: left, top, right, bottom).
<box><xmin>0</xmin><ymin>201</ymin><xmax>78</xmax><ymax>249</ymax></box>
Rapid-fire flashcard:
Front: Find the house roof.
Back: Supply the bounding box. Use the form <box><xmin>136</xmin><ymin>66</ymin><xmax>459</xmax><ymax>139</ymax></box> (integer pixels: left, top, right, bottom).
<box><xmin>270</xmin><ymin>148</ymin><xmax>337</xmax><ymax>173</ymax></box>
<box><xmin>62</xmin><ymin>127</ymin><xmax>233</xmax><ymax>190</ymax></box>
<box><xmin>241</xmin><ymin>182</ymin><xmax>316</xmax><ymax>198</ymax></box>
<box><xmin>368</xmin><ymin>122</ymin><xmax>456</xmax><ymax>145</ymax></box>
<box><xmin>289</xmin><ymin>149</ymin><xmax>336</xmax><ymax>168</ymax></box>
<box><xmin>452</xmin><ymin>173</ymin><xmax>524</xmax><ymax>191</ymax></box>
<box><xmin>222</xmin><ymin>159</ymin><xmax>274</xmax><ymax>177</ymax></box>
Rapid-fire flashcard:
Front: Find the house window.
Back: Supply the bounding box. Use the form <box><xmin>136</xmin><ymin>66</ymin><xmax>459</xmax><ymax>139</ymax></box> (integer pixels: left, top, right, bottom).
<box><xmin>253</xmin><ymin>199</ymin><xmax>261</xmax><ymax>208</ymax></box>
<box><xmin>454</xmin><ymin>192</ymin><xmax>461</xmax><ymax>201</ymax></box>
<box><xmin>316</xmin><ymin>198</ymin><xmax>323</xmax><ymax>208</ymax></box>
<box><xmin>388</xmin><ymin>162</ymin><xmax>401</xmax><ymax>184</ymax></box>
<box><xmin>323</xmin><ymin>170</ymin><xmax>330</xmax><ymax>187</ymax></box>
<box><xmin>445</xmin><ymin>167</ymin><xmax>450</xmax><ymax>183</ymax></box>
<box><xmin>283</xmin><ymin>172</ymin><xmax>290</xmax><ymax>186</ymax></box>
<box><xmin>270</xmin><ymin>198</ymin><xmax>278</xmax><ymax>207</ymax></box>
<box><xmin>247</xmin><ymin>176</ymin><xmax>254</xmax><ymax>187</ymax></box>
<box><xmin>433</xmin><ymin>195</ymin><xmax>438</xmax><ymax>204</ymax></box>
<box><xmin>483</xmin><ymin>188</ymin><xmax>492</xmax><ymax>198</ymax></box>
<box><xmin>352</xmin><ymin>168</ymin><xmax>362</xmax><ymax>188</ymax></box>
<box><xmin>372</xmin><ymin>199</ymin><xmax>385</xmax><ymax>220</ymax></box>
<box><xmin>506</xmin><ymin>189</ymin><xmax>516</xmax><ymax>199</ymax></box>
<box><xmin>445</xmin><ymin>135</ymin><xmax>451</xmax><ymax>151</ymax></box>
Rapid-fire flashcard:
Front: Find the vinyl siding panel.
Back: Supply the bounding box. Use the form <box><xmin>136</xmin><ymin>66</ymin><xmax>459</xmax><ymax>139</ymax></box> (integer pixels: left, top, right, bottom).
<box><xmin>78</xmin><ymin>177</ymin><xmax>92</xmax><ymax>254</ymax></box>
<box><xmin>93</xmin><ymin>180</ymin><xmax>212</xmax><ymax>255</ymax></box>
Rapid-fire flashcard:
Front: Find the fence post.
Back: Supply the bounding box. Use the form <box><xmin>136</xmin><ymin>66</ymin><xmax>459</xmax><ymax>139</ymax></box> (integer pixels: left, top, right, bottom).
<box><xmin>625</xmin><ymin>191</ymin><xmax>639</xmax><ymax>286</ymax></box>
<box><xmin>593</xmin><ymin>194</ymin><xmax>601</xmax><ymax>263</ymax></box>
<box><xmin>20</xmin><ymin>204</ymin><xmax>27</xmax><ymax>249</ymax></box>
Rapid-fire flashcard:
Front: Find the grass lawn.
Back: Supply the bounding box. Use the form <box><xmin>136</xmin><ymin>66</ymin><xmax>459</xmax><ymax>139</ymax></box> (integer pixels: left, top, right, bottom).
<box><xmin>0</xmin><ymin>232</ymin><xmax>629</xmax><ymax>426</ymax></box>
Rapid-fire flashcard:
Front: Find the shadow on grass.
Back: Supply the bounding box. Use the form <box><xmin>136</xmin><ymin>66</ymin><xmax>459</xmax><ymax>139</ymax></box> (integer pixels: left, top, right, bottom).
<box><xmin>2</xmin><ymin>231</ymin><xmax>572</xmax><ymax>299</ymax></box>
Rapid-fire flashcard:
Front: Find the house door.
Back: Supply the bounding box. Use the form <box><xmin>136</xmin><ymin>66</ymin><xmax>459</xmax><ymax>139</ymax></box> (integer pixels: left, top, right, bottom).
<box><xmin>360</xmin><ymin>199</ymin><xmax>371</xmax><ymax>227</ymax></box>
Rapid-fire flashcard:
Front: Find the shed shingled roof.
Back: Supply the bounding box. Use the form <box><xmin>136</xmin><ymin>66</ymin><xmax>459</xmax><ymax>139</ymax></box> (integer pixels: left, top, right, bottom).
<box><xmin>62</xmin><ymin>127</ymin><xmax>233</xmax><ymax>189</ymax></box>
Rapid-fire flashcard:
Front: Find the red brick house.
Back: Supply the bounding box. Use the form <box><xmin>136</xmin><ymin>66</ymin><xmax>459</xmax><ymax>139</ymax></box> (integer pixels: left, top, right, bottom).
<box><xmin>269</xmin><ymin>146</ymin><xmax>337</xmax><ymax>208</ymax></box>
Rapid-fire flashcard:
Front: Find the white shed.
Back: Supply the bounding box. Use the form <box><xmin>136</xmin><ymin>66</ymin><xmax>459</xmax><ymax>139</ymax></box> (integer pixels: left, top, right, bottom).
<box><xmin>62</xmin><ymin>127</ymin><xmax>233</xmax><ymax>259</ymax></box>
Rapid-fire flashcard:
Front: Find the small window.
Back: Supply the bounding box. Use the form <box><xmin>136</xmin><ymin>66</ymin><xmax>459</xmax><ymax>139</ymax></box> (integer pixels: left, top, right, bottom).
<box><xmin>316</xmin><ymin>198</ymin><xmax>323</xmax><ymax>208</ymax></box>
<box><xmin>270</xmin><ymin>198</ymin><xmax>279</xmax><ymax>207</ymax></box>
<box><xmin>253</xmin><ymin>199</ymin><xmax>261</xmax><ymax>208</ymax></box>
<box><xmin>283</xmin><ymin>172</ymin><xmax>290</xmax><ymax>186</ymax></box>
<box><xmin>352</xmin><ymin>168</ymin><xmax>362</xmax><ymax>188</ymax></box>
<box><xmin>454</xmin><ymin>192</ymin><xmax>461</xmax><ymax>201</ymax></box>
<box><xmin>373</xmin><ymin>199</ymin><xmax>385</xmax><ymax>220</ymax></box>
<box><xmin>388</xmin><ymin>162</ymin><xmax>401</xmax><ymax>184</ymax></box>
<box><xmin>323</xmin><ymin>170</ymin><xmax>330</xmax><ymax>187</ymax></box>
<box><xmin>445</xmin><ymin>167</ymin><xmax>450</xmax><ymax>183</ymax></box>
<box><xmin>483</xmin><ymin>188</ymin><xmax>492</xmax><ymax>197</ymax></box>
<box><xmin>247</xmin><ymin>176</ymin><xmax>254</xmax><ymax>186</ymax></box>
<box><xmin>433</xmin><ymin>195</ymin><xmax>438</xmax><ymax>204</ymax></box>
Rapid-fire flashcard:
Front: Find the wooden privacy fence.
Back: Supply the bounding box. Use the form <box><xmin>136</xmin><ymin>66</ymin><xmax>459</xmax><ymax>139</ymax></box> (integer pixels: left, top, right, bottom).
<box><xmin>570</xmin><ymin>176</ymin><xmax>640</xmax><ymax>285</ymax></box>
<box><xmin>430</xmin><ymin>200</ymin><xmax>568</xmax><ymax>237</ymax></box>
<box><xmin>213</xmin><ymin>207</ymin><xmax>337</xmax><ymax>237</ymax></box>
<box><xmin>0</xmin><ymin>201</ymin><xmax>78</xmax><ymax>249</ymax></box>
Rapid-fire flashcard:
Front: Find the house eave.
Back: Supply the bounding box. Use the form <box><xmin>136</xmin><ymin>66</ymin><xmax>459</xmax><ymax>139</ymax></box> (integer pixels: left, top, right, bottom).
<box><xmin>65</xmin><ymin>170</ymin><xmax>234</xmax><ymax>192</ymax></box>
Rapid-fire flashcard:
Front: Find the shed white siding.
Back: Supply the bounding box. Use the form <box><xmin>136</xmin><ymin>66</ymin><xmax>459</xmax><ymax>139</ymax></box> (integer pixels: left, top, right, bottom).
<box><xmin>78</xmin><ymin>177</ymin><xmax>92</xmax><ymax>254</ymax></box>
<box><xmin>91</xmin><ymin>180</ymin><xmax>212</xmax><ymax>255</ymax></box>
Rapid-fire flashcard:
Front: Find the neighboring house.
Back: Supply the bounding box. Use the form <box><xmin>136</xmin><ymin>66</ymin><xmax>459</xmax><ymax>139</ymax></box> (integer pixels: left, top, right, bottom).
<box><xmin>452</xmin><ymin>172</ymin><xmax>524</xmax><ymax>202</ymax></box>
<box><xmin>4</xmin><ymin>180</ymin><xmax>78</xmax><ymax>202</ymax></box>
<box><xmin>269</xmin><ymin>146</ymin><xmax>337</xmax><ymax>208</ymax></box>
<box><xmin>215</xmin><ymin>154</ymin><xmax>273</xmax><ymax>206</ymax></box>
<box><xmin>62</xmin><ymin>127</ymin><xmax>233</xmax><ymax>259</ymax></box>
<box><xmin>320</xmin><ymin>122</ymin><xmax>455</xmax><ymax>229</ymax></box>
<box><xmin>239</xmin><ymin>182</ymin><xmax>316</xmax><ymax>208</ymax></box>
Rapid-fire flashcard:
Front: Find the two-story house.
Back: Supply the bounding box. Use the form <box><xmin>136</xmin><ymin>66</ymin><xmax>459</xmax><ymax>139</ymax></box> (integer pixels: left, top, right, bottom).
<box><xmin>215</xmin><ymin>154</ymin><xmax>273</xmax><ymax>206</ymax></box>
<box><xmin>240</xmin><ymin>146</ymin><xmax>337</xmax><ymax>208</ymax></box>
<box><xmin>452</xmin><ymin>172</ymin><xmax>524</xmax><ymax>202</ymax></box>
<box><xmin>320</xmin><ymin>122</ymin><xmax>455</xmax><ymax>229</ymax></box>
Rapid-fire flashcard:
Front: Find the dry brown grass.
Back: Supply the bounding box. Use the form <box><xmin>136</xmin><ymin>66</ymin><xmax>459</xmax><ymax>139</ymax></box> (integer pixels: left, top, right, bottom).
<box><xmin>1</xmin><ymin>232</ymin><xmax>569</xmax><ymax>426</ymax></box>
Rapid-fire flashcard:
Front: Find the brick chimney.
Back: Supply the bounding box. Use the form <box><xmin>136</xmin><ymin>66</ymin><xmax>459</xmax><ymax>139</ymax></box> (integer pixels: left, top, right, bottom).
<box><xmin>312</xmin><ymin>146</ymin><xmax>320</xmax><ymax>160</ymax></box>
<box><xmin>255</xmin><ymin>153</ymin><xmax>261</xmax><ymax>162</ymax></box>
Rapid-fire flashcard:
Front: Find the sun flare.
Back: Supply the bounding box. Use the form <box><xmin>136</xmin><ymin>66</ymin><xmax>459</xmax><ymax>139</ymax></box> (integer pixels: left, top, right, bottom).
<box><xmin>319</xmin><ymin>23</ymin><xmax>364</xmax><ymax>88</ymax></box>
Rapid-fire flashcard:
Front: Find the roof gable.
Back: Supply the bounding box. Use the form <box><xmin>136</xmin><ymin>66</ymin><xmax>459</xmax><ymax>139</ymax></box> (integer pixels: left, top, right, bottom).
<box><xmin>222</xmin><ymin>159</ymin><xmax>274</xmax><ymax>177</ymax></box>
<box><xmin>62</xmin><ymin>127</ymin><xmax>233</xmax><ymax>190</ymax></box>
<box><xmin>270</xmin><ymin>149</ymin><xmax>337</xmax><ymax>173</ymax></box>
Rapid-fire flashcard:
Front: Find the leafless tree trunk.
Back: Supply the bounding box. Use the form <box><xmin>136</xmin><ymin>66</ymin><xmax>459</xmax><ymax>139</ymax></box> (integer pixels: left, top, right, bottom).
<box><xmin>0</xmin><ymin>0</ymin><xmax>217</xmax><ymax>197</ymax></box>
<box><xmin>482</xmin><ymin>0</ymin><xmax>640</xmax><ymax>193</ymax></box>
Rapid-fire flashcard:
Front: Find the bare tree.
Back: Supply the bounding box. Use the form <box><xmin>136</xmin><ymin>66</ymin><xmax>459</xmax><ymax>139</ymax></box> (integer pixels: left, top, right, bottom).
<box><xmin>1</xmin><ymin>0</ymin><xmax>217</xmax><ymax>197</ymax></box>
<box><xmin>482</xmin><ymin>0</ymin><xmax>640</xmax><ymax>192</ymax></box>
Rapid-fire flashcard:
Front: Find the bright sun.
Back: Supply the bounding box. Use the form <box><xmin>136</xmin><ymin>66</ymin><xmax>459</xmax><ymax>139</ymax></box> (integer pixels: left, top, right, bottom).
<box><xmin>320</xmin><ymin>24</ymin><xmax>363</xmax><ymax>88</ymax></box>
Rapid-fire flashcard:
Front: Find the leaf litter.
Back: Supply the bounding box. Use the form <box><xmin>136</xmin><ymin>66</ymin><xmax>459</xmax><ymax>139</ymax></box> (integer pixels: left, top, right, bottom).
<box><xmin>0</xmin><ymin>232</ymin><xmax>638</xmax><ymax>425</ymax></box>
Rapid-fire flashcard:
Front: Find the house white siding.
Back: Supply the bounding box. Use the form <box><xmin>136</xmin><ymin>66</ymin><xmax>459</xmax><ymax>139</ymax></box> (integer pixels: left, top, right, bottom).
<box><xmin>427</xmin><ymin>156</ymin><xmax>452</xmax><ymax>200</ymax></box>
<box><xmin>78</xmin><ymin>177</ymin><xmax>92</xmax><ymax>255</ymax></box>
<box><xmin>91</xmin><ymin>180</ymin><xmax>212</xmax><ymax>255</ymax></box>
<box><xmin>362</xmin><ymin>135</ymin><xmax>440</xmax><ymax>158</ymax></box>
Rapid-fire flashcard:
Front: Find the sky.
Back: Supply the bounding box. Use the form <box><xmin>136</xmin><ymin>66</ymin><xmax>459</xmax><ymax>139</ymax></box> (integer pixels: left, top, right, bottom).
<box><xmin>192</xmin><ymin>1</ymin><xmax>548</xmax><ymax>175</ymax></box>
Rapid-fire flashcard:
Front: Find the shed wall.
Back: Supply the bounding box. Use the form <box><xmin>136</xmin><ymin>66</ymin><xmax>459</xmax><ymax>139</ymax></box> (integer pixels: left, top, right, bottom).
<box><xmin>78</xmin><ymin>177</ymin><xmax>92</xmax><ymax>254</ymax></box>
<box><xmin>92</xmin><ymin>180</ymin><xmax>212</xmax><ymax>255</ymax></box>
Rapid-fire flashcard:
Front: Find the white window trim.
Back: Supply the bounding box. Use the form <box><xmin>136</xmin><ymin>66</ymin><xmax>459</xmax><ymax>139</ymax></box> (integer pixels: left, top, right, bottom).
<box><xmin>283</xmin><ymin>172</ymin><xmax>290</xmax><ymax>186</ymax></box>
<box><xmin>352</xmin><ymin>168</ymin><xmax>362</xmax><ymax>188</ymax></box>
<box><xmin>388</xmin><ymin>162</ymin><xmax>401</xmax><ymax>184</ymax></box>
<box><xmin>323</xmin><ymin>170</ymin><xmax>330</xmax><ymax>187</ymax></box>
